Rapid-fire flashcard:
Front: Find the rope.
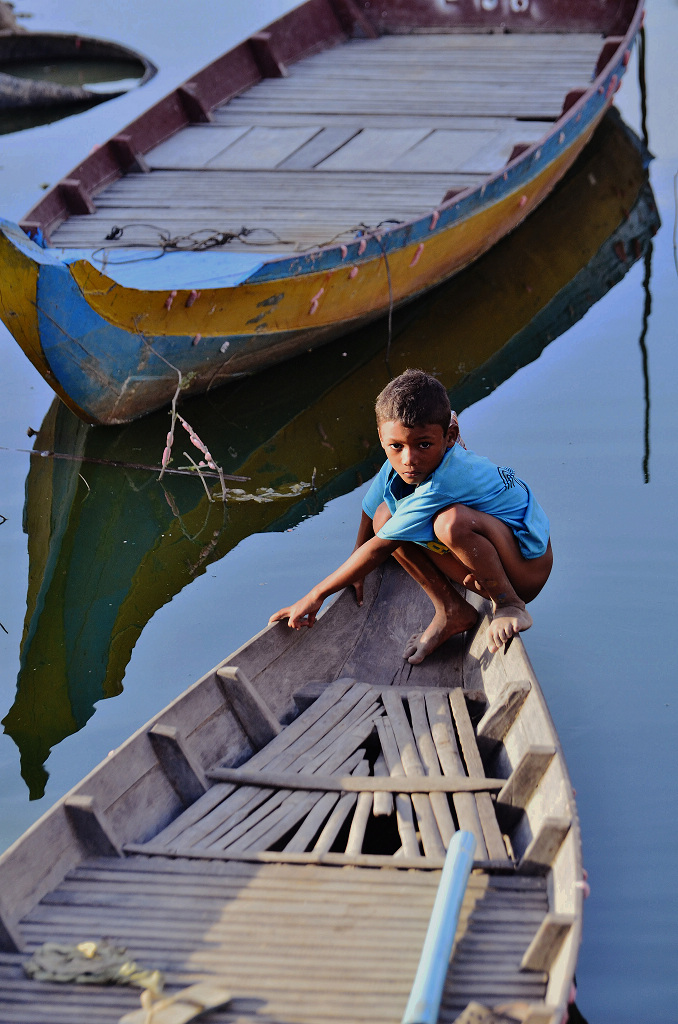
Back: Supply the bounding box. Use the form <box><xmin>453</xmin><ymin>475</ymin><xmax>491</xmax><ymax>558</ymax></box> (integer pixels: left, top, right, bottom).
<box><xmin>92</xmin><ymin>224</ymin><xmax>296</xmax><ymax>265</ymax></box>
<box><xmin>92</xmin><ymin>220</ymin><xmax>406</xmax><ymax>264</ymax></box>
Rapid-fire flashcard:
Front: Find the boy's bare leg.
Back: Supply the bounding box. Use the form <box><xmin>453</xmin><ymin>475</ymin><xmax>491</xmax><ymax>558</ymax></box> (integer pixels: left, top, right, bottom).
<box><xmin>372</xmin><ymin>503</ymin><xmax>478</xmax><ymax>664</ymax></box>
<box><xmin>429</xmin><ymin>504</ymin><xmax>553</xmax><ymax>653</ymax></box>
<box><xmin>394</xmin><ymin>543</ymin><xmax>478</xmax><ymax>663</ymax></box>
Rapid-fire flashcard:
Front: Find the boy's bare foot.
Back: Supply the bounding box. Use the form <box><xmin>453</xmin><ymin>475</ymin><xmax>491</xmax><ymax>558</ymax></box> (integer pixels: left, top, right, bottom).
<box><xmin>487</xmin><ymin>604</ymin><xmax>533</xmax><ymax>653</ymax></box>
<box><xmin>404</xmin><ymin>604</ymin><xmax>478</xmax><ymax>664</ymax></box>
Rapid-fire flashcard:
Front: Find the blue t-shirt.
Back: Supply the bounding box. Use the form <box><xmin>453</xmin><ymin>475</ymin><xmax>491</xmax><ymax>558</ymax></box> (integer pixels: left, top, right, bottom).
<box><xmin>362</xmin><ymin>444</ymin><xmax>549</xmax><ymax>559</ymax></box>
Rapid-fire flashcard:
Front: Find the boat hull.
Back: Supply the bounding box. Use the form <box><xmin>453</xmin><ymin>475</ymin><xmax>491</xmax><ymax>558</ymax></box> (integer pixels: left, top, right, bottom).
<box><xmin>0</xmin><ymin>561</ymin><xmax>583</xmax><ymax>1024</ymax></box>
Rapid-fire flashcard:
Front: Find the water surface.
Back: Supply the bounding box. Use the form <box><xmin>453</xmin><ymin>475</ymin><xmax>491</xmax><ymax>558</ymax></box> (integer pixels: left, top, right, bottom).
<box><xmin>0</xmin><ymin>2</ymin><xmax>676</xmax><ymax>1022</ymax></box>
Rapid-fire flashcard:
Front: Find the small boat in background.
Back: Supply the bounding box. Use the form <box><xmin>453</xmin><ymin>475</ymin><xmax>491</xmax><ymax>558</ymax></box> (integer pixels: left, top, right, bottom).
<box><xmin>0</xmin><ymin>32</ymin><xmax>155</xmax><ymax>120</ymax></box>
<box><xmin>0</xmin><ymin>0</ymin><xmax>644</xmax><ymax>424</ymax></box>
<box><xmin>0</xmin><ymin>559</ymin><xmax>584</xmax><ymax>1024</ymax></box>
<box><xmin>4</xmin><ymin>108</ymin><xmax>658</xmax><ymax>800</ymax></box>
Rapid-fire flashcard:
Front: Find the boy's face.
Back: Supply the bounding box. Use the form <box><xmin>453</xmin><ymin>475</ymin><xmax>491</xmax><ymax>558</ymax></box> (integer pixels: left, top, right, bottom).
<box><xmin>378</xmin><ymin>419</ymin><xmax>457</xmax><ymax>486</ymax></box>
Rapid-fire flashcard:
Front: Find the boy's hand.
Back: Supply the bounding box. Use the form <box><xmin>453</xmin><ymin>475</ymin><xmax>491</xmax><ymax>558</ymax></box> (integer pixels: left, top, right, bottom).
<box><xmin>269</xmin><ymin>592</ymin><xmax>323</xmax><ymax>630</ymax></box>
<box><xmin>352</xmin><ymin>579</ymin><xmax>364</xmax><ymax>606</ymax></box>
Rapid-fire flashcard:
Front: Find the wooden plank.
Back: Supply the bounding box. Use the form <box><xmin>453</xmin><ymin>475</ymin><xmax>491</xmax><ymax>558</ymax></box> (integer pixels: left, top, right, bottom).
<box><xmin>216</xmin><ymin>665</ymin><xmax>282</xmax><ymax>749</ymax></box>
<box><xmin>375</xmin><ymin>715</ymin><xmax>421</xmax><ymax>859</ymax></box>
<box><xmin>372</xmin><ymin>753</ymin><xmax>393</xmax><ymax>818</ymax></box>
<box><xmin>316</xmin><ymin>127</ymin><xmax>431</xmax><ymax>171</ymax></box>
<box><xmin>475</xmin><ymin>679</ymin><xmax>532</xmax><ymax>756</ymax></box>
<box><xmin>213</xmin><ymin>110</ymin><xmax>549</xmax><ymax>132</ymax></box>
<box><xmin>148</xmin><ymin>724</ymin><xmax>207</xmax><ymax>806</ymax></box>
<box><xmin>122</xmin><ymin>842</ymin><xmax>445</xmax><ymax>869</ymax></box>
<box><xmin>259</xmin><ymin>681</ymin><xmax>370</xmax><ymax>771</ymax></box>
<box><xmin>136</xmin><ymin>783</ymin><xmax>236</xmax><ymax>848</ymax></box>
<box><xmin>407</xmin><ymin>690</ymin><xmax>457</xmax><ymax>846</ymax></box>
<box><xmin>199</xmin><ymin>729</ymin><xmax>370</xmax><ymax>851</ymax></box>
<box><xmin>456</xmin><ymin>123</ymin><xmax>546</xmax><ymax>173</ymax></box>
<box><xmin>313</xmin><ymin>790</ymin><xmax>359</xmax><ymax>854</ymax></box>
<box><xmin>389</xmin><ymin>128</ymin><xmax>501</xmax><ymax>173</ymax></box>
<box><xmin>425</xmin><ymin>690</ymin><xmax>488</xmax><ymax>859</ymax></box>
<box><xmin>284</xmin><ymin>790</ymin><xmax>340</xmax><ymax>852</ymax></box>
<box><xmin>167</xmin><ymin>697</ymin><xmax>376</xmax><ymax>851</ymax></box>
<box><xmin>206</xmin><ymin>765</ymin><xmax>505</xmax><ymax>793</ymax></box>
<box><xmin>145</xmin><ymin>125</ymin><xmax>250</xmax><ymax>168</ymax></box>
<box><xmin>519</xmin><ymin>1006</ymin><xmax>561</xmax><ymax>1024</ymax></box>
<box><xmin>381</xmin><ymin>689</ymin><xmax>445</xmax><ymax>858</ymax></box>
<box><xmin>496</xmin><ymin>746</ymin><xmax>556</xmax><ymax>813</ymax></box>
<box><xmin>151</xmin><ymin>682</ymin><xmax>363</xmax><ymax>850</ymax></box>
<box><xmin>448</xmin><ymin>689</ymin><xmax>508</xmax><ymax>862</ymax></box>
<box><xmin>199</xmin><ymin>788</ymin><xmax>289</xmax><ymax>851</ymax></box>
<box><xmin>291</xmin><ymin>697</ymin><xmax>380</xmax><ymax>773</ymax></box>
<box><xmin>277</xmin><ymin>125</ymin><xmax>361</xmax><ymax>169</ymax></box>
<box><xmin>63</xmin><ymin>796</ymin><xmax>122</xmax><ymax>858</ymax></box>
<box><xmin>520</xmin><ymin>913</ymin><xmax>575</xmax><ymax>972</ymax></box>
<box><xmin>74</xmin><ymin>854</ymin><xmax>467</xmax><ymax>886</ymax></box>
<box><xmin>220</xmin><ymin>752</ymin><xmax>367</xmax><ymax>854</ymax></box>
<box><xmin>345</xmin><ymin>783</ymin><xmax>373</xmax><ymax>856</ymax></box>
<box><xmin>225</xmin><ymin>789</ymin><xmax>322</xmax><ymax>853</ymax></box>
<box><xmin>119</xmin><ymin>981</ymin><xmax>231</xmax><ymax>1024</ymax></box>
<box><xmin>518</xmin><ymin>817</ymin><xmax>571</xmax><ymax>874</ymax></box>
<box><xmin>206</xmin><ymin>125</ymin><xmax>321</xmax><ymax>169</ymax></box>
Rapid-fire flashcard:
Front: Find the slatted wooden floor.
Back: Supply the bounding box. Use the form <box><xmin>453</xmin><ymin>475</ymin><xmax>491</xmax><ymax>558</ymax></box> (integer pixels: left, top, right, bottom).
<box><xmin>129</xmin><ymin>681</ymin><xmax>510</xmax><ymax>865</ymax></box>
<box><xmin>51</xmin><ymin>32</ymin><xmax>603</xmax><ymax>252</ymax></box>
<box><xmin>0</xmin><ymin>857</ymin><xmax>548</xmax><ymax>1023</ymax></box>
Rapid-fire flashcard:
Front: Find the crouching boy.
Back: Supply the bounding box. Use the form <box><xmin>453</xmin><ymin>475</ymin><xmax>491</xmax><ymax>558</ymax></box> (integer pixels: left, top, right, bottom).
<box><xmin>270</xmin><ymin>368</ymin><xmax>552</xmax><ymax>659</ymax></box>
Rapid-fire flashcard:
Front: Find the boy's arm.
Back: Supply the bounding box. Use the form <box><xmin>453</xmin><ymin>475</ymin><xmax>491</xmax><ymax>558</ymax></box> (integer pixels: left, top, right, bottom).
<box><xmin>351</xmin><ymin>510</ymin><xmax>375</xmax><ymax>606</ymax></box>
<box><xmin>269</xmin><ymin>533</ymin><xmax>398</xmax><ymax>630</ymax></box>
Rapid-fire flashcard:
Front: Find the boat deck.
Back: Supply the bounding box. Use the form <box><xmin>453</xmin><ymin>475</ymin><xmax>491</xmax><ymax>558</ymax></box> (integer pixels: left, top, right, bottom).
<box><xmin>50</xmin><ymin>32</ymin><xmax>603</xmax><ymax>254</ymax></box>
<box><xmin>0</xmin><ymin>858</ymin><xmax>548</xmax><ymax>1024</ymax></box>
<box><xmin>0</xmin><ymin>678</ymin><xmax>556</xmax><ymax>1022</ymax></box>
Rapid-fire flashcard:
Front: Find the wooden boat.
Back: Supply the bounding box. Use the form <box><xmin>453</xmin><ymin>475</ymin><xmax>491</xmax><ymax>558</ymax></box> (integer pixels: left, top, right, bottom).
<box><xmin>4</xmin><ymin>107</ymin><xmax>657</xmax><ymax>801</ymax></box>
<box><xmin>0</xmin><ymin>0</ymin><xmax>644</xmax><ymax>425</ymax></box>
<box><xmin>0</xmin><ymin>558</ymin><xmax>583</xmax><ymax>1024</ymax></box>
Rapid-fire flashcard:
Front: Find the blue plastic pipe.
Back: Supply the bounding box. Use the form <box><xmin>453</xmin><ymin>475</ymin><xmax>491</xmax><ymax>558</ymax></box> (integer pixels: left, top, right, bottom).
<box><xmin>401</xmin><ymin>830</ymin><xmax>477</xmax><ymax>1024</ymax></box>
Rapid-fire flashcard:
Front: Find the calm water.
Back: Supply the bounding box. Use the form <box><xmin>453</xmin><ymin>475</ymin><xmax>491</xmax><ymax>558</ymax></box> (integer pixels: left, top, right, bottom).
<box><xmin>1</xmin><ymin>2</ymin><xmax>677</xmax><ymax>1021</ymax></box>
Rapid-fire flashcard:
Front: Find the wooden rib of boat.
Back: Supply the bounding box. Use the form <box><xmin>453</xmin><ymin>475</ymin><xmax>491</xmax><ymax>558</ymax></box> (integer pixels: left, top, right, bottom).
<box><xmin>0</xmin><ymin>559</ymin><xmax>583</xmax><ymax>1024</ymax></box>
<box><xmin>4</xmin><ymin>106</ymin><xmax>657</xmax><ymax>802</ymax></box>
<box><xmin>0</xmin><ymin>0</ymin><xmax>643</xmax><ymax>425</ymax></box>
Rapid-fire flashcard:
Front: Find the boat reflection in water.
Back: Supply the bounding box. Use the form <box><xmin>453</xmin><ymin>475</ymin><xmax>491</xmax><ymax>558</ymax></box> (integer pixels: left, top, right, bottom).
<box><xmin>3</xmin><ymin>109</ymin><xmax>659</xmax><ymax>798</ymax></box>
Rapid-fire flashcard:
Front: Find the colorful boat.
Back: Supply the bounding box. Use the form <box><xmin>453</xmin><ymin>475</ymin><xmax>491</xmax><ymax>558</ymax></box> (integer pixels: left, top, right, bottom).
<box><xmin>0</xmin><ymin>0</ymin><xmax>644</xmax><ymax>424</ymax></box>
<box><xmin>0</xmin><ymin>556</ymin><xmax>584</xmax><ymax>1024</ymax></box>
<box><xmin>3</xmin><ymin>108</ymin><xmax>658</xmax><ymax>800</ymax></box>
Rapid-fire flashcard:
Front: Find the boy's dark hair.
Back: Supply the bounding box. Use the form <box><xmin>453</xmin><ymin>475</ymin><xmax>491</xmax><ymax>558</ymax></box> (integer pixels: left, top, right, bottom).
<box><xmin>375</xmin><ymin>369</ymin><xmax>451</xmax><ymax>432</ymax></box>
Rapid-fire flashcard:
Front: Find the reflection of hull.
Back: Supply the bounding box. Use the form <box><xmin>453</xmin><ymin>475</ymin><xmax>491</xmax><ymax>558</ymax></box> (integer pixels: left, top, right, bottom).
<box><xmin>0</xmin><ymin>0</ymin><xmax>643</xmax><ymax>423</ymax></box>
<box><xmin>3</xmin><ymin>110</ymin><xmax>659</xmax><ymax>798</ymax></box>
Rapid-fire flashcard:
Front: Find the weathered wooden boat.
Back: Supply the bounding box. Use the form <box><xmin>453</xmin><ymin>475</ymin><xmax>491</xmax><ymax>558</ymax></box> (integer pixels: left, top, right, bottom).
<box><xmin>0</xmin><ymin>32</ymin><xmax>155</xmax><ymax>111</ymax></box>
<box><xmin>0</xmin><ymin>558</ymin><xmax>583</xmax><ymax>1024</ymax></box>
<box><xmin>0</xmin><ymin>0</ymin><xmax>644</xmax><ymax>425</ymax></box>
<box><xmin>4</xmin><ymin>106</ymin><xmax>657</xmax><ymax>802</ymax></box>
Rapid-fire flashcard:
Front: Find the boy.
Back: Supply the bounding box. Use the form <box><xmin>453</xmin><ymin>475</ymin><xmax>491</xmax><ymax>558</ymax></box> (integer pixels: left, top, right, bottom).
<box><xmin>270</xmin><ymin>368</ymin><xmax>552</xmax><ymax>660</ymax></box>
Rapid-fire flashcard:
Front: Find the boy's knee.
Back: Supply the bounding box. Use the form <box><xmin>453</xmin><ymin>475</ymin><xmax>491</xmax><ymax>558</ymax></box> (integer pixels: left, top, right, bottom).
<box><xmin>433</xmin><ymin>504</ymin><xmax>472</xmax><ymax>545</ymax></box>
<box><xmin>373</xmin><ymin>501</ymin><xmax>392</xmax><ymax>532</ymax></box>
